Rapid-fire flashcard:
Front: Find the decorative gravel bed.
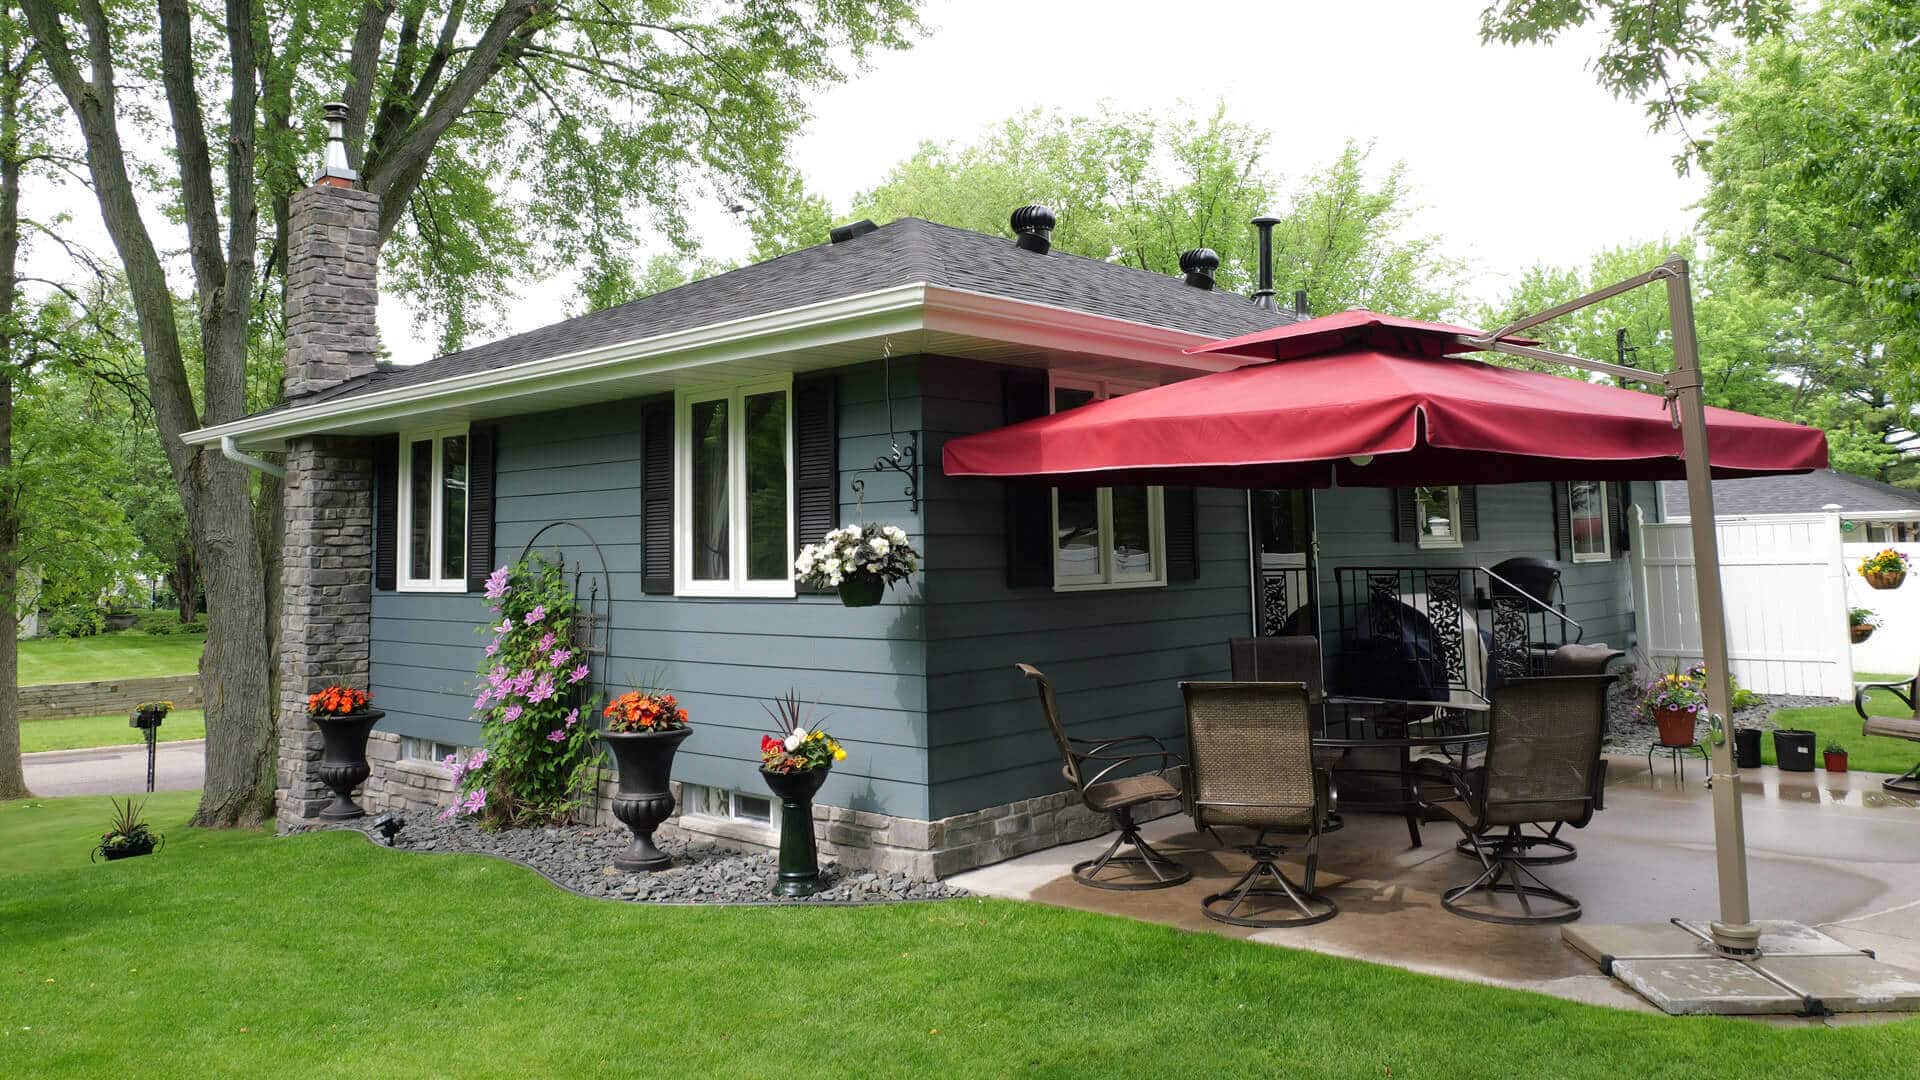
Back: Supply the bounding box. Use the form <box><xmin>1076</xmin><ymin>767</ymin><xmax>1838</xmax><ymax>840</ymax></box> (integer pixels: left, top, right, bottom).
<box><xmin>1601</xmin><ymin>671</ymin><xmax>1839</xmax><ymax>755</ymax></box>
<box><xmin>290</xmin><ymin>816</ymin><xmax>970</xmax><ymax>905</ymax></box>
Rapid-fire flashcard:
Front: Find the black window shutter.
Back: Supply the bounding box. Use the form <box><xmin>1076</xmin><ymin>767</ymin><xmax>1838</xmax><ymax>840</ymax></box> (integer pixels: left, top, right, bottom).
<box><xmin>793</xmin><ymin>375</ymin><xmax>838</xmax><ymax>594</ymax></box>
<box><xmin>465</xmin><ymin>425</ymin><xmax>498</xmax><ymax>592</ymax></box>
<box><xmin>640</xmin><ymin>396</ymin><xmax>674</xmax><ymax>595</ymax></box>
<box><xmin>1551</xmin><ymin>481</ymin><xmax>1572</xmax><ymax>562</ymax></box>
<box><xmin>1391</xmin><ymin>488</ymin><xmax>1417</xmax><ymax>543</ymax></box>
<box><xmin>1165</xmin><ymin>487</ymin><xmax>1200</xmax><ymax>582</ymax></box>
<box><xmin>1609</xmin><ymin>480</ymin><xmax>1631</xmax><ymax>555</ymax></box>
<box><xmin>373</xmin><ymin>435</ymin><xmax>398</xmax><ymax>592</ymax></box>
<box><xmin>1003</xmin><ymin>368</ymin><xmax>1054</xmax><ymax>588</ymax></box>
<box><xmin>1458</xmin><ymin>486</ymin><xmax>1480</xmax><ymax>542</ymax></box>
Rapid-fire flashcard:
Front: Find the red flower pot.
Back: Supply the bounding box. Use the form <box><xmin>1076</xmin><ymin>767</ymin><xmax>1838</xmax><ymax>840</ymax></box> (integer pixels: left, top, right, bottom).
<box><xmin>1825</xmin><ymin>751</ymin><xmax>1848</xmax><ymax>773</ymax></box>
<box><xmin>1654</xmin><ymin>706</ymin><xmax>1698</xmax><ymax>748</ymax></box>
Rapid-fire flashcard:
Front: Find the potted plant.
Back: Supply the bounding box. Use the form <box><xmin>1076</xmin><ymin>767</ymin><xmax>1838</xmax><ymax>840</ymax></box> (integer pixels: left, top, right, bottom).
<box><xmin>308</xmin><ymin>685</ymin><xmax>383</xmax><ymax>820</ymax></box>
<box><xmin>794</xmin><ymin>523</ymin><xmax>919</xmax><ymax>607</ymax></box>
<box><xmin>1860</xmin><ymin>548</ymin><xmax>1910</xmax><ymax>590</ymax></box>
<box><xmin>1824</xmin><ymin>741</ymin><xmax>1849</xmax><ymax>773</ymax></box>
<box><xmin>91</xmin><ymin>797</ymin><xmax>162</xmax><ymax>862</ymax></box>
<box><xmin>758</xmin><ymin>690</ymin><xmax>847</xmax><ymax>897</ymax></box>
<box><xmin>1640</xmin><ymin>668</ymin><xmax>1708</xmax><ymax>748</ymax></box>
<box><xmin>130</xmin><ymin>700</ymin><xmax>172</xmax><ymax>731</ymax></box>
<box><xmin>598</xmin><ymin>687</ymin><xmax>692</xmax><ymax>872</ymax></box>
<box><xmin>1850</xmin><ymin>607</ymin><xmax>1881</xmax><ymax>644</ymax></box>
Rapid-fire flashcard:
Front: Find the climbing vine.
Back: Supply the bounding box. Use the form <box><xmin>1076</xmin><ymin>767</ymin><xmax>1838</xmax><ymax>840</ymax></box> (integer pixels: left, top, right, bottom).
<box><xmin>449</xmin><ymin>552</ymin><xmax>599</xmax><ymax>826</ymax></box>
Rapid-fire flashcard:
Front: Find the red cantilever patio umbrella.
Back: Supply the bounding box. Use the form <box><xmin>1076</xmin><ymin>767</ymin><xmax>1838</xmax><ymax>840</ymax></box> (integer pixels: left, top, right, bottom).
<box><xmin>940</xmin><ymin>309</ymin><xmax>1828</xmax><ymax>489</ymax></box>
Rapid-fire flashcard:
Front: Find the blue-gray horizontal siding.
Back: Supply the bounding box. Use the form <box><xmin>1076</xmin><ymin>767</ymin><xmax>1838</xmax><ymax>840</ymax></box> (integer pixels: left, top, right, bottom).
<box><xmin>1310</xmin><ymin>482</ymin><xmax>1637</xmax><ymax>653</ymax></box>
<box><xmin>918</xmin><ymin>357</ymin><xmax>1250</xmax><ymax>819</ymax></box>
<box><xmin>369</xmin><ymin>358</ymin><xmax>933</xmax><ymax>819</ymax></box>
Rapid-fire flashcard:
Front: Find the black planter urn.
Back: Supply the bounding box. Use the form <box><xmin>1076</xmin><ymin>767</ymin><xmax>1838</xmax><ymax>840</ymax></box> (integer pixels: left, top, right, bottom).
<box><xmin>603</xmin><ymin>727</ymin><xmax>693</xmax><ymax>872</ymax></box>
<box><xmin>314</xmin><ymin>708</ymin><xmax>384</xmax><ymax>821</ymax></box>
<box><xmin>760</xmin><ymin>765</ymin><xmax>830</xmax><ymax>897</ymax></box>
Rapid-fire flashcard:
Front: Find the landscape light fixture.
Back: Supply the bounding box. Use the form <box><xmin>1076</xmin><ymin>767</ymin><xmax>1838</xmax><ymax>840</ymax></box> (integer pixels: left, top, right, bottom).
<box><xmin>371</xmin><ymin>812</ymin><xmax>404</xmax><ymax>847</ymax></box>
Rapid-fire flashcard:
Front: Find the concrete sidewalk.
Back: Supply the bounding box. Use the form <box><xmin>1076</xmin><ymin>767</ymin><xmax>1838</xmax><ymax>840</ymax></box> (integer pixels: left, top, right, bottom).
<box><xmin>949</xmin><ymin>755</ymin><xmax>1920</xmax><ymax>1020</ymax></box>
<box><xmin>23</xmin><ymin>739</ymin><xmax>204</xmax><ymax>796</ymax></box>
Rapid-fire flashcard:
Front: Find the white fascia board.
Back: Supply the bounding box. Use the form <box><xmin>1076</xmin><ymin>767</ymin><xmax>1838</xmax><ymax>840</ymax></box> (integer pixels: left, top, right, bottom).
<box><xmin>185</xmin><ymin>281</ymin><xmax>1255</xmax><ymax>448</ymax></box>
<box><xmin>182</xmin><ymin>283</ymin><xmax>928</xmax><ymax>448</ymax></box>
<box><xmin>920</xmin><ymin>285</ymin><xmax>1253</xmax><ymax>373</ymax></box>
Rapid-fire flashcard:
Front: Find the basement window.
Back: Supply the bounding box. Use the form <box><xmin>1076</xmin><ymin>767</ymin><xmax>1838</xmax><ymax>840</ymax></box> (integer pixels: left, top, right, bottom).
<box><xmin>682</xmin><ymin>785</ymin><xmax>776</xmax><ymax>826</ymax></box>
<box><xmin>397</xmin><ymin>427</ymin><xmax>470</xmax><ymax>591</ymax></box>
<box><xmin>400</xmin><ymin>737</ymin><xmax>470</xmax><ymax>766</ymax></box>
<box><xmin>1050</xmin><ymin>374</ymin><xmax>1166</xmax><ymax>590</ymax></box>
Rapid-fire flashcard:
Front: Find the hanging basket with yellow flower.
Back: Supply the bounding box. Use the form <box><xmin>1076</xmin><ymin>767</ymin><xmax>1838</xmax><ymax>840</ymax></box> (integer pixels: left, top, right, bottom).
<box><xmin>1860</xmin><ymin>548</ymin><xmax>1910</xmax><ymax>590</ymax></box>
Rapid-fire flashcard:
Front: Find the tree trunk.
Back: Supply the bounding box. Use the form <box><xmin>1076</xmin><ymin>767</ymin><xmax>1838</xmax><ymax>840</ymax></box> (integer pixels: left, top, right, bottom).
<box><xmin>0</xmin><ymin>59</ymin><xmax>27</xmax><ymax>800</ymax></box>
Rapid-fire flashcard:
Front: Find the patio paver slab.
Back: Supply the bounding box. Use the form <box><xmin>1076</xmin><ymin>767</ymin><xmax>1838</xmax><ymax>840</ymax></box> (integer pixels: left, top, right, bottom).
<box><xmin>1751</xmin><ymin>955</ymin><xmax>1920</xmax><ymax>1013</ymax></box>
<box><xmin>1610</xmin><ymin>957</ymin><xmax>1807</xmax><ymax>1016</ymax></box>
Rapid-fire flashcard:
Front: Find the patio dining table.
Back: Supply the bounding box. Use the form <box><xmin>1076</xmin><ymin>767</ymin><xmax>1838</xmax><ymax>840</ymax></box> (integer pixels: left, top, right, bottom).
<box><xmin>1314</xmin><ymin>694</ymin><xmax>1490</xmax><ymax>848</ymax></box>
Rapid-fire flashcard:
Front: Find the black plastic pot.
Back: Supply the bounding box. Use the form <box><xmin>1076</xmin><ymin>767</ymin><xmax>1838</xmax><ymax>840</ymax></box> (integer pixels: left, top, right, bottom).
<box><xmin>1773</xmin><ymin>728</ymin><xmax>1817</xmax><ymax>773</ymax></box>
<box><xmin>602</xmin><ymin>727</ymin><xmax>693</xmax><ymax>872</ymax></box>
<box><xmin>93</xmin><ymin>835</ymin><xmax>161</xmax><ymax>862</ymax></box>
<box><xmin>1733</xmin><ymin>726</ymin><xmax>1762</xmax><ymax>770</ymax></box>
<box><xmin>314</xmin><ymin>708</ymin><xmax>384</xmax><ymax>820</ymax></box>
<box><xmin>838</xmin><ymin>575</ymin><xmax>885</xmax><ymax>607</ymax></box>
<box><xmin>760</xmin><ymin>765</ymin><xmax>830</xmax><ymax>897</ymax></box>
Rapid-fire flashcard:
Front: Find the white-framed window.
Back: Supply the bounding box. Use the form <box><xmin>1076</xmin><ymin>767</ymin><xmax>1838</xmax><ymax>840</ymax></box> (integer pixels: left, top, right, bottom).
<box><xmin>400</xmin><ymin>736</ymin><xmax>470</xmax><ymax>765</ymax></box>
<box><xmin>1050</xmin><ymin>374</ymin><xmax>1166</xmax><ymax>591</ymax></box>
<box><xmin>676</xmin><ymin>377</ymin><xmax>794</xmax><ymax>597</ymax></box>
<box><xmin>1569</xmin><ymin>480</ymin><xmax>1611</xmax><ymax>562</ymax></box>
<box><xmin>1415</xmin><ymin>485</ymin><xmax>1463</xmax><ymax>549</ymax></box>
<box><xmin>397</xmin><ymin>427</ymin><xmax>471</xmax><ymax>591</ymax></box>
<box><xmin>682</xmin><ymin>784</ymin><xmax>777</xmax><ymax>826</ymax></box>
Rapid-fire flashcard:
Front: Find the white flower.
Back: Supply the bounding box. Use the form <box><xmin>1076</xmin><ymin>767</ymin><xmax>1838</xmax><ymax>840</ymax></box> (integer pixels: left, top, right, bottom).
<box><xmin>784</xmin><ymin>728</ymin><xmax>807</xmax><ymax>752</ymax></box>
<box><xmin>884</xmin><ymin>525</ymin><xmax>906</xmax><ymax>541</ymax></box>
<box><xmin>870</xmin><ymin>537</ymin><xmax>890</xmax><ymax>556</ymax></box>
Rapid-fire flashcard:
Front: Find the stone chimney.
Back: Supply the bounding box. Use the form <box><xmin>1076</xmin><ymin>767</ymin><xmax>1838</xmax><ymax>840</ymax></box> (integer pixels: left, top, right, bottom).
<box><xmin>276</xmin><ymin>102</ymin><xmax>383</xmax><ymax>825</ymax></box>
<box><xmin>282</xmin><ymin>102</ymin><xmax>379</xmax><ymax>398</ymax></box>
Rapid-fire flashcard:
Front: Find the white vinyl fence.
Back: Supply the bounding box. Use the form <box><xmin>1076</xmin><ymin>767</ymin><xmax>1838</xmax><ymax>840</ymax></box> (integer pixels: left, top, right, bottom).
<box><xmin>1843</xmin><ymin>541</ymin><xmax>1920</xmax><ymax>676</ymax></box>
<box><xmin>1632</xmin><ymin>511</ymin><xmax>1855</xmax><ymax>697</ymax></box>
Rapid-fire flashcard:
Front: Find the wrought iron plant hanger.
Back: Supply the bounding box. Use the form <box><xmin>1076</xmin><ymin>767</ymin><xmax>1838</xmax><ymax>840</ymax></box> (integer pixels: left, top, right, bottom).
<box><xmin>851</xmin><ymin>337</ymin><xmax>919</xmax><ymax>514</ymax></box>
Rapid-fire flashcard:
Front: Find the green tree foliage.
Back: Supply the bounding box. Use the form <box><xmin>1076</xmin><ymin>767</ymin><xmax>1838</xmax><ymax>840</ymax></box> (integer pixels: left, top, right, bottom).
<box><xmin>1478</xmin><ymin>0</ymin><xmax>1793</xmax><ymax>128</ymax></box>
<box><xmin>840</xmin><ymin>104</ymin><xmax>1463</xmax><ymax>316</ymax></box>
<box><xmin>1693</xmin><ymin>1</ymin><xmax>1920</xmax><ymax>412</ymax></box>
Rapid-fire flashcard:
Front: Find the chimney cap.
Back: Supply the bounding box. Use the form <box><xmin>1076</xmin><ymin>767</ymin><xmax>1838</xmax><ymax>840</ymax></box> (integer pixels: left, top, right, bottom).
<box><xmin>1178</xmin><ymin>248</ymin><xmax>1220</xmax><ymax>290</ymax></box>
<box><xmin>1011</xmin><ymin>204</ymin><xmax>1056</xmax><ymax>254</ymax></box>
<box><xmin>318</xmin><ymin>100</ymin><xmax>358</xmax><ymax>186</ymax></box>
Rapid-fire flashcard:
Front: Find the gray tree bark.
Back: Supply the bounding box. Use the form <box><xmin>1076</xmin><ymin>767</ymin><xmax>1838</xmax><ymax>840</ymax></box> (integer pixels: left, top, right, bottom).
<box><xmin>0</xmin><ymin>25</ymin><xmax>32</xmax><ymax>802</ymax></box>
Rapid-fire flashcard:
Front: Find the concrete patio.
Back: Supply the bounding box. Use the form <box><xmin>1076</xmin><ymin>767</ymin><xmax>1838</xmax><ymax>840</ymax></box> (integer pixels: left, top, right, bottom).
<box><xmin>950</xmin><ymin>755</ymin><xmax>1920</xmax><ymax>1022</ymax></box>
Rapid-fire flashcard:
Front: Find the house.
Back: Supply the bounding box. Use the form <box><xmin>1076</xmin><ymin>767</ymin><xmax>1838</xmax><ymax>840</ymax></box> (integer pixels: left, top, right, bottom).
<box><xmin>1659</xmin><ymin>471</ymin><xmax>1920</xmax><ymax>542</ymax></box>
<box><xmin>188</xmin><ymin>162</ymin><xmax>1650</xmax><ymax>878</ymax></box>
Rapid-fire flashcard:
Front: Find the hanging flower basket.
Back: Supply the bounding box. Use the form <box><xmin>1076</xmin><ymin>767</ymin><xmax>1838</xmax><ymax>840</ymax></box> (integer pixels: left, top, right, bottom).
<box><xmin>1851</xmin><ymin>624</ymin><xmax>1876</xmax><ymax>644</ymax></box>
<box><xmin>1859</xmin><ymin>549</ymin><xmax>1910</xmax><ymax>590</ymax></box>
<box><xmin>796</xmin><ymin>524</ymin><xmax>918</xmax><ymax>607</ymax></box>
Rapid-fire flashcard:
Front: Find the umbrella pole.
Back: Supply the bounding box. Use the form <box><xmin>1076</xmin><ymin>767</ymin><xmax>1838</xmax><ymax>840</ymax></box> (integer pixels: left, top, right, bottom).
<box><xmin>1664</xmin><ymin>257</ymin><xmax>1761</xmax><ymax>957</ymax></box>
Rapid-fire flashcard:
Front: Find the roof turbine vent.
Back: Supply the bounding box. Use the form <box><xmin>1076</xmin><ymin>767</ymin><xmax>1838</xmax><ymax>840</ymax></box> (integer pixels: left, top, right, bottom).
<box><xmin>1179</xmin><ymin>248</ymin><xmax>1220</xmax><ymax>290</ymax></box>
<box><xmin>1011</xmin><ymin>204</ymin><xmax>1056</xmax><ymax>254</ymax></box>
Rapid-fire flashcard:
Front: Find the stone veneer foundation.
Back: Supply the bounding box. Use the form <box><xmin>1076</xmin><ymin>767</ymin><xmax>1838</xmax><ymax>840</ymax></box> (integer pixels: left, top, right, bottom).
<box><xmin>345</xmin><ymin>730</ymin><xmax>1176</xmax><ymax>880</ymax></box>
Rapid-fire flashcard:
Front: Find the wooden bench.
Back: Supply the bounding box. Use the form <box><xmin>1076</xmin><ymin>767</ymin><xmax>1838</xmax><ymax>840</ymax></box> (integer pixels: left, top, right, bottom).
<box><xmin>1855</xmin><ymin>672</ymin><xmax>1920</xmax><ymax>795</ymax></box>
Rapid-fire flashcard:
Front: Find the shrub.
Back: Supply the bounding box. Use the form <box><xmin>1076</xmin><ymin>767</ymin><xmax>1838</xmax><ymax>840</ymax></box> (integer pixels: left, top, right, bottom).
<box><xmin>43</xmin><ymin>605</ymin><xmax>105</xmax><ymax>638</ymax></box>
<box><xmin>133</xmin><ymin>609</ymin><xmax>206</xmax><ymax>636</ymax></box>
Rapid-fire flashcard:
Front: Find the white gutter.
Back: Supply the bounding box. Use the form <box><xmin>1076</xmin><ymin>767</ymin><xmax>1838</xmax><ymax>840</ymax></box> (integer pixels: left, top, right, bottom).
<box><xmin>221</xmin><ymin>435</ymin><xmax>286</xmax><ymax>478</ymax></box>
<box><xmin>182</xmin><ymin>281</ymin><xmax>1261</xmax><ymax>449</ymax></box>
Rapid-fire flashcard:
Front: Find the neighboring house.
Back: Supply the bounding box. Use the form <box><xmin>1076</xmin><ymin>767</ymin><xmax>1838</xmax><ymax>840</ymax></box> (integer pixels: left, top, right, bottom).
<box><xmin>1659</xmin><ymin>471</ymin><xmax>1920</xmax><ymax>541</ymax></box>
<box><xmin>189</xmin><ymin>164</ymin><xmax>1644</xmax><ymax>878</ymax></box>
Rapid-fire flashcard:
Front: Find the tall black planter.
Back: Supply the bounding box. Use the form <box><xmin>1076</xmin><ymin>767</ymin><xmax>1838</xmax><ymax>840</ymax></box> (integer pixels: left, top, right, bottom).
<box><xmin>603</xmin><ymin>727</ymin><xmax>693</xmax><ymax>872</ymax></box>
<box><xmin>760</xmin><ymin>766</ymin><xmax>830</xmax><ymax>897</ymax></box>
<box><xmin>314</xmin><ymin>709</ymin><xmax>384</xmax><ymax>821</ymax></box>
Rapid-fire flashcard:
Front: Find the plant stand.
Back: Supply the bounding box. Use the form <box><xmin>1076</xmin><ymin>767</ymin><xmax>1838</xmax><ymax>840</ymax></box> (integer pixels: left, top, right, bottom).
<box><xmin>314</xmin><ymin>709</ymin><xmax>384</xmax><ymax>820</ymax></box>
<box><xmin>603</xmin><ymin>727</ymin><xmax>693</xmax><ymax>872</ymax></box>
<box><xmin>760</xmin><ymin>766</ymin><xmax>830</xmax><ymax>897</ymax></box>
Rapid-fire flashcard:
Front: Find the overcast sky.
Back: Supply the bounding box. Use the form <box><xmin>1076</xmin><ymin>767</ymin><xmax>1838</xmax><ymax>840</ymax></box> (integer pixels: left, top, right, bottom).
<box><xmin>26</xmin><ymin>0</ymin><xmax>1708</xmax><ymax>367</ymax></box>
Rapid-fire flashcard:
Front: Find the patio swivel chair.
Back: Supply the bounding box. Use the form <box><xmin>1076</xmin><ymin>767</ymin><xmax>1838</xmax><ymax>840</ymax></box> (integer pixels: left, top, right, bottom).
<box><xmin>1181</xmin><ymin>681</ymin><xmax>1337</xmax><ymax>927</ymax></box>
<box><xmin>1856</xmin><ymin>665</ymin><xmax>1920</xmax><ymax>796</ymax></box>
<box><xmin>1451</xmin><ymin>643</ymin><xmax>1623</xmax><ymax>868</ymax></box>
<box><xmin>1016</xmin><ymin>664</ymin><xmax>1191</xmax><ymax>890</ymax></box>
<box><xmin>1418</xmin><ymin>675</ymin><xmax>1612</xmax><ymax>925</ymax></box>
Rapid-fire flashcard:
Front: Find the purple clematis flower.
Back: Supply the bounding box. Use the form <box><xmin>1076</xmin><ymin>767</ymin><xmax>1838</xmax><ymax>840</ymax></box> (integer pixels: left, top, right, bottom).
<box><xmin>461</xmin><ymin>788</ymin><xmax>487</xmax><ymax>815</ymax></box>
<box><xmin>549</xmin><ymin>647</ymin><xmax>571</xmax><ymax>667</ymax></box>
<box><xmin>568</xmin><ymin>663</ymin><xmax>590</xmax><ymax>685</ymax></box>
<box><xmin>563</xmin><ymin>708</ymin><xmax>580</xmax><ymax>728</ymax></box>
<box><xmin>546</xmin><ymin>729</ymin><xmax>567</xmax><ymax>744</ymax></box>
<box><xmin>503</xmin><ymin>704</ymin><xmax>523</xmax><ymax>723</ymax></box>
<box><xmin>535</xmin><ymin>631</ymin><xmax>556</xmax><ymax>654</ymax></box>
<box><xmin>524</xmin><ymin>605</ymin><xmax>546</xmax><ymax>626</ymax></box>
<box><xmin>527</xmin><ymin>673</ymin><xmax>557</xmax><ymax>704</ymax></box>
<box><xmin>483</xmin><ymin>565</ymin><xmax>511</xmax><ymax>600</ymax></box>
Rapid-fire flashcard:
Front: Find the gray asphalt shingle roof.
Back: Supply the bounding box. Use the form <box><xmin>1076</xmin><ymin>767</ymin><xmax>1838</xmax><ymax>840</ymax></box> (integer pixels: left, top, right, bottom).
<box><xmin>1661</xmin><ymin>470</ymin><xmax>1920</xmax><ymax>517</ymax></box>
<box><xmin>285</xmin><ymin>217</ymin><xmax>1297</xmax><ymax>411</ymax></box>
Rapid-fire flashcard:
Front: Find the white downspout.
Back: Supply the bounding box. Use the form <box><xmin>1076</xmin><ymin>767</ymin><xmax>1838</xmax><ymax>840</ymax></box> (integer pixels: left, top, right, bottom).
<box><xmin>220</xmin><ymin>435</ymin><xmax>286</xmax><ymax>479</ymax></box>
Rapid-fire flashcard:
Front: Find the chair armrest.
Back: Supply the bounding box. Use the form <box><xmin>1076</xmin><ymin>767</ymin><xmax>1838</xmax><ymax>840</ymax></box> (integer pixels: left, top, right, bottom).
<box><xmin>1855</xmin><ymin>677</ymin><xmax>1918</xmax><ymax>722</ymax></box>
<box><xmin>1074</xmin><ymin>734</ymin><xmax>1184</xmax><ymax>788</ymax></box>
<box><xmin>1409</xmin><ymin>757</ymin><xmax>1475</xmax><ymax>807</ymax></box>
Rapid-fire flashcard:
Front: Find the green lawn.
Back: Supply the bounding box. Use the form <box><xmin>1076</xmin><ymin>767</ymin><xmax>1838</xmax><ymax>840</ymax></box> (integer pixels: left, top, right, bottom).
<box><xmin>20</xmin><ymin>631</ymin><xmax>204</xmax><ymax>686</ymax></box>
<box><xmin>1766</xmin><ymin>675</ymin><xmax>1918</xmax><ymax>775</ymax></box>
<box><xmin>1</xmin><ymin>795</ymin><xmax>1914</xmax><ymax>1077</ymax></box>
<box><xmin>19</xmin><ymin>710</ymin><xmax>205</xmax><ymax>754</ymax></box>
